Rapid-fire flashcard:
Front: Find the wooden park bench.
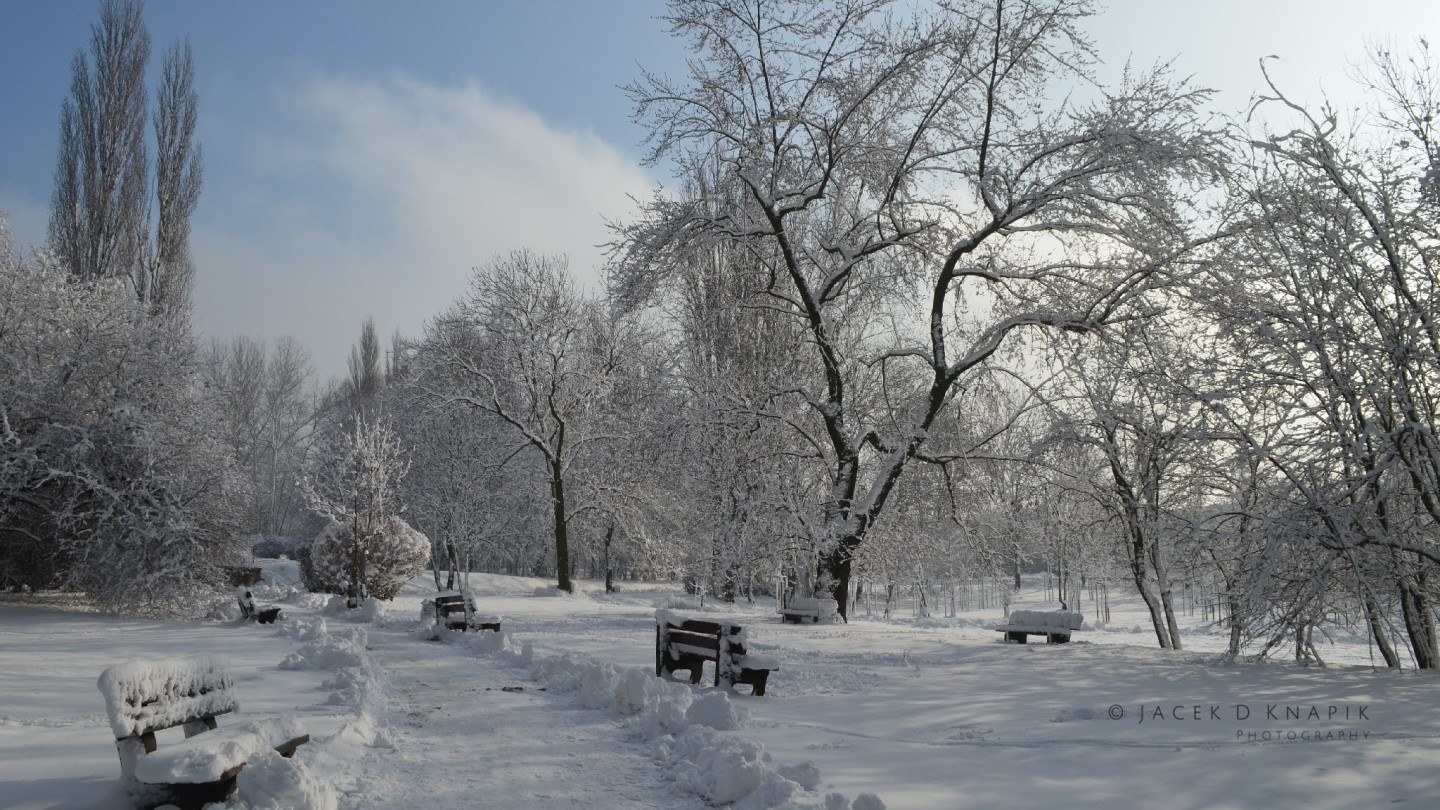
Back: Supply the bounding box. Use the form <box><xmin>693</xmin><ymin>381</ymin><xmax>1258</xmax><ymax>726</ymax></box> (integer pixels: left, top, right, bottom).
<box><xmin>655</xmin><ymin>610</ymin><xmax>778</xmax><ymax>696</ymax></box>
<box><xmin>995</xmin><ymin>610</ymin><xmax>1085</xmax><ymax>644</ymax></box>
<box><xmin>779</xmin><ymin>596</ymin><xmax>839</xmax><ymax>624</ymax></box>
<box><xmin>96</xmin><ymin>655</ymin><xmax>310</xmax><ymax>809</ymax></box>
<box><xmin>424</xmin><ymin>591</ymin><xmax>501</xmax><ymax>634</ymax></box>
<box><xmin>236</xmin><ymin>588</ymin><xmax>282</xmax><ymax>624</ymax></box>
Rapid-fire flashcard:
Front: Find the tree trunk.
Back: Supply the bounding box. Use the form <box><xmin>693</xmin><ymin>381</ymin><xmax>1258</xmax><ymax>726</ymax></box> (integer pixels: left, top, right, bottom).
<box><xmin>819</xmin><ymin>537</ymin><xmax>858</xmax><ymax>621</ymax></box>
<box><xmin>603</xmin><ymin>523</ymin><xmax>615</xmax><ymax>593</ymax></box>
<box><xmin>1364</xmin><ymin>595</ymin><xmax>1402</xmax><ymax>669</ymax></box>
<box><xmin>1153</xmin><ymin>564</ymin><xmax>1183</xmax><ymax>651</ymax></box>
<box><xmin>1398</xmin><ymin>576</ymin><xmax>1437</xmax><ymax>668</ymax></box>
<box><xmin>550</xmin><ymin>458</ymin><xmax>572</xmax><ymax>593</ymax></box>
<box><xmin>1126</xmin><ymin>519</ymin><xmax>1174</xmax><ymax>649</ymax></box>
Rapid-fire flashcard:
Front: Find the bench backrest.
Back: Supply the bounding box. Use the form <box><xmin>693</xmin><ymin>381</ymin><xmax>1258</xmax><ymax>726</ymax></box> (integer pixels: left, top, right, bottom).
<box><xmin>655</xmin><ymin>611</ymin><xmax>747</xmax><ymax>658</ymax></box>
<box><xmin>97</xmin><ymin>655</ymin><xmax>238</xmax><ymax>741</ymax></box>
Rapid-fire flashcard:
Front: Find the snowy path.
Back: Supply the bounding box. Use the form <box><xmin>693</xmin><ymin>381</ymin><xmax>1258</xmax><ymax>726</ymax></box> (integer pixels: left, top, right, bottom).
<box><xmin>342</xmin><ymin>625</ymin><xmax>708</xmax><ymax>810</ymax></box>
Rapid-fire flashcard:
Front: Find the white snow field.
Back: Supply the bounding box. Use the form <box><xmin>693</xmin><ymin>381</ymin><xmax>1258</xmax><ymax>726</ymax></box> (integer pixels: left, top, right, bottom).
<box><xmin>3</xmin><ymin>565</ymin><xmax>1439</xmax><ymax>809</ymax></box>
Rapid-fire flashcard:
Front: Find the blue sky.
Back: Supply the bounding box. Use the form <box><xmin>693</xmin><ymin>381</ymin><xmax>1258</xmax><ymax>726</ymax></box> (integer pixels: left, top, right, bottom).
<box><xmin>2</xmin><ymin>1</ymin><xmax>1437</xmax><ymax>378</ymax></box>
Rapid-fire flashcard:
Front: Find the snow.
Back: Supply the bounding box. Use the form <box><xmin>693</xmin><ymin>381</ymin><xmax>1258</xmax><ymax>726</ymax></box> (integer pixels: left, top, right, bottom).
<box><xmin>97</xmin><ymin>655</ymin><xmax>238</xmax><ymax>739</ymax></box>
<box><xmin>232</xmin><ymin>749</ymin><xmax>338</xmax><ymax>810</ymax></box>
<box><xmin>132</xmin><ymin>716</ymin><xmax>307</xmax><ymax>784</ymax></box>
<box><xmin>5</xmin><ymin>569</ymin><xmax>1440</xmax><ymax>808</ymax></box>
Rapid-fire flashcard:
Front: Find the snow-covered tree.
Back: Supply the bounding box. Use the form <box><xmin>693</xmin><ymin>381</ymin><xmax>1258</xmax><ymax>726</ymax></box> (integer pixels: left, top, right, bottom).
<box><xmin>1191</xmin><ymin>47</ymin><xmax>1440</xmax><ymax>666</ymax></box>
<box><xmin>411</xmin><ymin>251</ymin><xmax>615</xmax><ymax>593</ymax></box>
<box><xmin>202</xmin><ymin>334</ymin><xmax>318</xmax><ymax>541</ymax></box>
<box><xmin>304</xmin><ymin>515</ymin><xmax>429</xmax><ymax>601</ymax></box>
<box><xmin>301</xmin><ymin>413</ymin><xmax>426</xmax><ymax>604</ymax></box>
<box><xmin>615</xmin><ymin>0</ymin><xmax>1224</xmax><ymax>617</ymax></box>
<box><xmin>0</xmin><ymin>219</ymin><xmax>246</xmax><ymax>614</ymax></box>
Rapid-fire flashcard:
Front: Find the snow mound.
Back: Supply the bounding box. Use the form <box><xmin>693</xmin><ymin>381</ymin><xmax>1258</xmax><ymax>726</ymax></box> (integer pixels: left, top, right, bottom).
<box><xmin>357</xmin><ymin>596</ymin><xmax>384</xmax><ymax>623</ymax></box>
<box><xmin>523</xmin><ymin>650</ymin><xmax>873</xmax><ymax>809</ymax></box>
<box><xmin>687</xmin><ymin>690</ymin><xmax>746</xmax><ymax>731</ymax></box>
<box><xmin>278</xmin><ymin>616</ymin><xmax>328</xmax><ymax>641</ymax></box>
<box><xmin>453</xmin><ymin>627</ymin><xmax>532</xmax><ymax>664</ymax></box>
<box><xmin>234</xmin><ymin>749</ymin><xmax>337</xmax><ymax>810</ymax></box>
<box><xmin>654</xmin><ymin>724</ymin><xmax>798</xmax><ymax>808</ymax></box>
<box><xmin>532</xmin><ymin>585</ymin><xmax>584</xmax><ymax>598</ymax></box>
<box><xmin>278</xmin><ymin>629</ymin><xmax>368</xmax><ymax>671</ymax></box>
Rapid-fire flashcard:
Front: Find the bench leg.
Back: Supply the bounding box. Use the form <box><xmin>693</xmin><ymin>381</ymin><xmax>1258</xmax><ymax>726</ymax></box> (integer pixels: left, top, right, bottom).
<box><xmin>1007</xmin><ymin>631</ymin><xmax>1027</xmax><ymax>644</ymax></box>
<box><xmin>1049</xmin><ymin>633</ymin><xmax>1070</xmax><ymax>644</ymax></box>
<box><xmin>739</xmin><ymin>668</ymin><xmax>770</xmax><ymax>697</ymax></box>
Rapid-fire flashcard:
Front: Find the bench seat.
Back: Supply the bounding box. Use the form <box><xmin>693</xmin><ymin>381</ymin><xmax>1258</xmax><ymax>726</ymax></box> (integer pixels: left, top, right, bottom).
<box><xmin>133</xmin><ymin>716</ymin><xmax>309</xmax><ymax>784</ymax></box>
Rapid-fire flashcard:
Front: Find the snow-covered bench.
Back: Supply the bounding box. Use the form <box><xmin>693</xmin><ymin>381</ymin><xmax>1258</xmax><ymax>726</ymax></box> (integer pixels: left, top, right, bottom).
<box><xmin>97</xmin><ymin>655</ymin><xmax>309</xmax><ymax>809</ymax></box>
<box><xmin>236</xmin><ymin>587</ymin><xmax>281</xmax><ymax>624</ymax></box>
<box><xmin>779</xmin><ymin>596</ymin><xmax>839</xmax><ymax>624</ymax></box>
<box><xmin>655</xmin><ymin>610</ymin><xmax>778</xmax><ymax>696</ymax></box>
<box><xmin>425</xmin><ymin>591</ymin><xmax>501</xmax><ymax>634</ymax></box>
<box><xmin>995</xmin><ymin>610</ymin><xmax>1085</xmax><ymax>644</ymax></box>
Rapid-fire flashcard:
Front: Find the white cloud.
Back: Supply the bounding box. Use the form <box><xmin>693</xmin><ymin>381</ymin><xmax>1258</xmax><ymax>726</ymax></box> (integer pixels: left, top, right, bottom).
<box><xmin>191</xmin><ymin>73</ymin><xmax>654</xmax><ymax>379</ymax></box>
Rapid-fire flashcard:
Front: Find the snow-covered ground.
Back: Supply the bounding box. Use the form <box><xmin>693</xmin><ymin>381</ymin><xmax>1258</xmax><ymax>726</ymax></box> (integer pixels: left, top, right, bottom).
<box><xmin>3</xmin><ymin>567</ymin><xmax>1439</xmax><ymax>809</ymax></box>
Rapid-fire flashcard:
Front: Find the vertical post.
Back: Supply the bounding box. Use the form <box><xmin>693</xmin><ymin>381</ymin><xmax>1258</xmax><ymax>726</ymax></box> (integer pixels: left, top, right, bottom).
<box><xmin>115</xmin><ymin>737</ymin><xmax>147</xmax><ymax>782</ymax></box>
<box><xmin>717</xmin><ymin>624</ymin><xmax>739</xmax><ymax>689</ymax></box>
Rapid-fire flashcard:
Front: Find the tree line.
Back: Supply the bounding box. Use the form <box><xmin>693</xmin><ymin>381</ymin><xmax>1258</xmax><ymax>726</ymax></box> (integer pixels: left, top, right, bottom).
<box><xmin>3</xmin><ymin>0</ymin><xmax>1439</xmax><ymax>670</ymax></box>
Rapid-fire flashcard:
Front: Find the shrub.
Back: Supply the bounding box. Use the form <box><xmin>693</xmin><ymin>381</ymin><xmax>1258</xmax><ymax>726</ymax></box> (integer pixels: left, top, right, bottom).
<box><xmin>303</xmin><ymin>516</ymin><xmax>430</xmax><ymax>600</ymax></box>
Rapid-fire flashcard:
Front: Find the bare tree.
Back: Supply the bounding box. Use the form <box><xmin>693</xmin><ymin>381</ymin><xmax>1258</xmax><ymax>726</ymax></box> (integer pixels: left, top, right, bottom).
<box><xmin>413</xmin><ymin>251</ymin><xmax>615</xmax><ymax>593</ymax></box>
<box><xmin>146</xmin><ymin>40</ymin><xmax>202</xmax><ymax>314</ymax></box>
<box><xmin>1190</xmin><ymin>46</ymin><xmax>1440</xmax><ymax>666</ymax></box>
<box><xmin>48</xmin><ymin>0</ymin><xmax>203</xmax><ymax>315</ymax></box>
<box><xmin>49</xmin><ymin>0</ymin><xmax>150</xmax><ymax>286</ymax></box>
<box><xmin>615</xmin><ymin>0</ymin><xmax>1223</xmax><ymax>617</ymax></box>
<box><xmin>346</xmin><ymin>317</ymin><xmax>383</xmax><ymax>416</ymax></box>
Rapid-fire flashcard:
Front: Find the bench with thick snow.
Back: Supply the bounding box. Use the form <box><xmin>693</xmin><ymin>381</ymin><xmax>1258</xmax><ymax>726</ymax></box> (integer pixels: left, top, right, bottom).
<box><xmin>655</xmin><ymin>610</ymin><xmax>778</xmax><ymax>696</ymax></box>
<box><xmin>96</xmin><ymin>655</ymin><xmax>309</xmax><ymax>809</ymax></box>
<box><xmin>778</xmin><ymin>596</ymin><xmax>839</xmax><ymax>624</ymax></box>
<box><xmin>236</xmin><ymin>588</ymin><xmax>281</xmax><ymax>624</ymax></box>
<box><xmin>995</xmin><ymin>610</ymin><xmax>1085</xmax><ymax>643</ymax></box>
<box><xmin>424</xmin><ymin>591</ymin><xmax>501</xmax><ymax>634</ymax></box>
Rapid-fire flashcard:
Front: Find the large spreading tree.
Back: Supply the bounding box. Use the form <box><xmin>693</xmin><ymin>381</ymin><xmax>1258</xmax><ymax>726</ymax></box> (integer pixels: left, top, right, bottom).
<box><xmin>614</xmin><ymin>0</ymin><xmax>1224</xmax><ymax>617</ymax></box>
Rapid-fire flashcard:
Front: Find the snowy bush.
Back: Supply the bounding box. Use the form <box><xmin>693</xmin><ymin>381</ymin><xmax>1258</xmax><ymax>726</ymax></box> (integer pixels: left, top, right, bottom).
<box><xmin>301</xmin><ymin>516</ymin><xmax>429</xmax><ymax>600</ymax></box>
<box><xmin>0</xmin><ymin>223</ymin><xmax>248</xmax><ymax>615</ymax></box>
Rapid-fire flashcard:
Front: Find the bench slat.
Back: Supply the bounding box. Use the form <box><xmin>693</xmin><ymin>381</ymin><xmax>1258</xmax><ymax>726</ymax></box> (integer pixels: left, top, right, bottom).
<box><xmin>666</xmin><ymin>630</ymin><xmax>721</xmax><ymax>653</ymax></box>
